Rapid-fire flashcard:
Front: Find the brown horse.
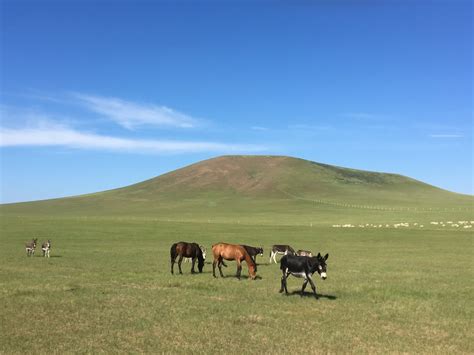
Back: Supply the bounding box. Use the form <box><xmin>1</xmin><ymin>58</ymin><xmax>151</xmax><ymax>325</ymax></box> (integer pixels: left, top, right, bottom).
<box><xmin>170</xmin><ymin>242</ymin><xmax>205</xmax><ymax>274</ymax></box>
<box><xmin>212</xmin><ymin>243</ymin><xmax>257</xmax><ymax>280</ymax></box>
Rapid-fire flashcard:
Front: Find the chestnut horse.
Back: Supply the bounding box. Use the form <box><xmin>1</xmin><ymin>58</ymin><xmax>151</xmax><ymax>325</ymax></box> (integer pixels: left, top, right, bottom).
<box><xmin>212</xmin><ymin>243</ymin><xmax>257</xmax><ymax>280</ymax></box>
<box><xmin>170</xmin><ymin>242</ymin><xmax>205</xmax><ymax>274</ymax></box>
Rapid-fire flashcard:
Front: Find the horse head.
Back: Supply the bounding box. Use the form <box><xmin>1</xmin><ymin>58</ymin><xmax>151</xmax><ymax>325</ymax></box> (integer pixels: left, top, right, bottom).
<box><xmin>197</xmin><ymin>248</ymin><xmax>205</xmax><ymax>273</ymax></box>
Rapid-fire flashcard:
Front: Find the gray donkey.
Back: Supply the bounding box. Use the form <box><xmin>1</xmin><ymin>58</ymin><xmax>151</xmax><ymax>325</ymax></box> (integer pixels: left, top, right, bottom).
<box><xmin>25</xmin><ymin>238</ymin><xmax>37</xmax><ymax>257</ymax></box>
<box><xmin>42</xmin><ymin>240</ymin><xmax>51</xmax><ymax>258</ymax></box>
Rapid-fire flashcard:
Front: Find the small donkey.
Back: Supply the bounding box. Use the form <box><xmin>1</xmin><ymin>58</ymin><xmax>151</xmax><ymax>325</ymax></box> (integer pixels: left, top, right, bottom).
<box><xmin>25</xmin><ymin>238</ymin><xmax>38</xmax><ymax>257</ymax></box>
<box><xmin>42</xmin><ymin>240</ymin><xmax>51</xmax><ymax>258</ymax></box>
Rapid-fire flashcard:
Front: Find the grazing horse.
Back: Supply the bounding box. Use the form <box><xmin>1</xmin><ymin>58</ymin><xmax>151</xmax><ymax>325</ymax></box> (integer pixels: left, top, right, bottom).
<box><xmin>212</xmin><ymin>243</ymin><xmax>257</xmax><ymax>280</ymax></box>
<box><xmin>184</xmin><ymin>245</ymin><xmax>206</xmax><ymax>262</ymax></box>
<box><xmin>296</xmin><ymin>249</ymin><xmax>313</xmax><ymax>257</ymax></box>
<box><xmin>42</xmin><ymin>240</ymin><xmax>51</xmax><ymax>258</ymax></box>
<box><xmin>25</xmin><ymin>238</ymin><xmax>37</xmax><ymax>257</ymax></box>
<box><xmin>170</xmin><ymin>242</ymin><xmax>205</xmax><ymax>274</ymax></box>
<box><xmin>269</xmin><ymin>244</ymin><xmax>295</xmax><ymax>264</ymax></box>
<box><xmin>279</xmin><ymin>253</ymin><xmax>329</xmax><ymax>298</ymax></box>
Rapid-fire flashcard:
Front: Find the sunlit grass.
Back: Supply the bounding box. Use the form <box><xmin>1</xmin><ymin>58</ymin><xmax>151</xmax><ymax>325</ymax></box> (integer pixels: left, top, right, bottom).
<box><xmin>0</xmin><ymin>216</ymin><xmax>472</xmax><ymax>353</ymax></box>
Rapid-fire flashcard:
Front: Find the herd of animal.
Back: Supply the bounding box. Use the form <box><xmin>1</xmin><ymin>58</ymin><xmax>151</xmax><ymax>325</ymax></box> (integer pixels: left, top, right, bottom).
<box><xmin>170</xmin><ymin>241</ymin><xmax>329</xmax><ymax>298</ymax></box>
<box><xmin>25</xmin><ymin>238</ymin><xmax>51</xmax><ymax>258</ymax></box>
<box><xmin>24</xmin><ymin>237</ymin><xmax>329</xmax><ymax>297</ymax></box>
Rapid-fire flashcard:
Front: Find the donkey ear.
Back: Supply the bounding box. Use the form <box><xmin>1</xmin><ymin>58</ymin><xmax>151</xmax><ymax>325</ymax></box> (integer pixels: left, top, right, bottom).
<box><xmin>317</xmin><ymin>252</ymin><xmax>321</xmax><ymax>258</ymax></box>
<box><xmin>324</xmin><ymin>253</ymin><xmax>329</xmax><ymax>261</ymax></box>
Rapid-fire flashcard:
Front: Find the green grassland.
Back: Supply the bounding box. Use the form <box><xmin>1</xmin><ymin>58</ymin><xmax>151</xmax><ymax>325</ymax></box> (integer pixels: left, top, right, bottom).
<box><xmin>1</xmin><ymin>156</ymin><xmax>473</xmax><ymax>353</ymax></box>
<box><xmin>1</xmin><ymin>216</ymin><xmax>472</xmax><ymax>353</ymax></box>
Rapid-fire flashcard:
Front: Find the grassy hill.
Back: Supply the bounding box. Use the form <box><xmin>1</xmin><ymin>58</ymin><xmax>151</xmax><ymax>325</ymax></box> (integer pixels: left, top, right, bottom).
<box><xmin>1</xmin><ymin>156</ymin><xmax>473</xmax><ymax>353</ymax></box>
<box><xmin>1</xmin><ymin>155</ymin><xmax>472</xmax><ymax>224</ymax></box>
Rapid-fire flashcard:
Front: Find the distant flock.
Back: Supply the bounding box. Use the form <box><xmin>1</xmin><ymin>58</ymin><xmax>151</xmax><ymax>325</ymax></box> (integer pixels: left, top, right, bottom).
<box><xmin>170</xmin><ymin>241</ymin><xmax>329</xmax><ymax>298</ymax></box>
<box><xmin>333</xmin><ymin>220</ymin><xmax>474</xmax><ymax>229</ymax></box>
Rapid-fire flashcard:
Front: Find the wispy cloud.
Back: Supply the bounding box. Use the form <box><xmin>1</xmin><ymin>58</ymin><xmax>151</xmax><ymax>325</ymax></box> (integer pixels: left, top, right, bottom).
<box><xmin>288</xmin><ymin>124</ymin><xmax>331</xmax><ymax>131</ymax></box>
<box><xmin>429</xmin><ymin>134</ymin><xmax>464</xmax><ymax>138</ymax></box>
<box><xmin>251</xmin><ymin>126</ymin><xmax>268</xmax><ymax>131</ymax></box>
<box><xmin>0</xmin><ymin>123</ymin><xmax>265</xmax><ymax>154</ymax></box>
<box><xmin>72</xmin><ymin>93</ymin><xmax>199</xmax><ymax>130</ymax></box>
<box><xmin>341</xmin><ymin>112</ymin><xmax>388</xmax><ymax>121</ymax></box>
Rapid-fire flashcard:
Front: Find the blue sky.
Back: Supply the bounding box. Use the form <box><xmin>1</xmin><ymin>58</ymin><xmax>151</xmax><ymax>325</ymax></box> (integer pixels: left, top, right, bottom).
<box><xmin>0</xmin><ymin>0</ymin><xmax>472</xmax><ymax>203</ymax></box>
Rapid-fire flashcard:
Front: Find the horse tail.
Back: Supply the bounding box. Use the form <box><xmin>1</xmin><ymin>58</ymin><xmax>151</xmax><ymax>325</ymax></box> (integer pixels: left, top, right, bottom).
<box><xmin>170</xmin><ymin>243</ymin><xmax>178</xmax><ymax>261</ymax></box>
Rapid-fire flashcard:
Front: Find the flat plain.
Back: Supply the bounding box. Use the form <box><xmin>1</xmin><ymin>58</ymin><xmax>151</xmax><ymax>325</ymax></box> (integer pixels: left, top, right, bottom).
<box><xmin>1</xmin><ymin>216</ymin><xmax>472</xmax><ymax>353</ymax></box>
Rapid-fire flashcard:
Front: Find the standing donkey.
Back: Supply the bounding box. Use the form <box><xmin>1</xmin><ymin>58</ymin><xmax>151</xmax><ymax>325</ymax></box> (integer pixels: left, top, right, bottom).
<box><xmin>269</xmin><ymin>244</ymin><xmax>296</xmax><ymax>264</ymax></box>
<box><xmin>42</xmin><ymin>240</ymin><xmax>51</xmax><ymax>258</ymax></box>
<box><xmin>25</xmin><ymin>238</ymin><xmax>37</xmax><ymax>257</ymax></box>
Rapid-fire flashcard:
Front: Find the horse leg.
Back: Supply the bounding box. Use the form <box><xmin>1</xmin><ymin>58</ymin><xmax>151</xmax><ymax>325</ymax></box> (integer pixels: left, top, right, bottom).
<box><xmin>178</xmin><ymin>255</ymin><xmax>184</xmax><ymax>274</ymax></box>
<box><xmin>218</xmin><ymin>257</ymin><xmax>225</xmax><ymax>277</ymax></box>
<box><xmin>236</xmin><ymin>259</ymin><xmax>242</xmax><ymax>280</ymax></box>
<box><xmin>170</xmin><ymin>257</ymin><xmax>175</xmax><ymax>274</ymax></box>
<box><xmin>307</xmin><ymin>275</ymin><xmax>318</xmax><ymax>299</ymax></box>
<box><xmin>191</xmin><ymin>257</ymin><xmax>196</xmax><ymax>274</ymax></box>
<box><xmin>213</xmin><ymin>259</ymin><xmax>217</xmax><ymax>278</ymax></box>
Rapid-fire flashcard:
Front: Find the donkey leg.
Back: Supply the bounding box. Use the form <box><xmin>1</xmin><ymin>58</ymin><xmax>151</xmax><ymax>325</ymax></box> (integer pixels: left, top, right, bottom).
<box><xmin>279</xmin><ymin>270</ymin><xmax>286</xmax><ymax>293</ymax></box>
<box><xmin>281</xmin><ymin>272</ymin><xmax>289</xmax><ymax>295</ymax></box>
<box><xmin>301</xmin><ymin>279</ymin><xmax>309</xmax><ymax>297</ymax></box>
<box><xmin>308</xmin><ymin>275</ymin><xmax>318</xmax><ymax>299</ymax></box>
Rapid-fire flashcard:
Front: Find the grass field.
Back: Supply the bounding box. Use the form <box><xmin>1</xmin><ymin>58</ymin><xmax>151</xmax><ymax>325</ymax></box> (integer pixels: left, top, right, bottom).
<box><xmin>1</xmin><ymin>215</ymin><xmax>472</xmax><ymax>353</ymax></box>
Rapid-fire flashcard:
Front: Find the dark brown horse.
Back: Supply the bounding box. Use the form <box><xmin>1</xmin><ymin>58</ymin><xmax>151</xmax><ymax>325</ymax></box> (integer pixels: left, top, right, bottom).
<box><xmin>212</xmin><ymin>243</ymin><xmax>256</xmax><ymax>280</ymax></box>
<box><xmin>170</xmin><ymin>242</ymin><xmax>205</xmax><ymax>274</ymax></box>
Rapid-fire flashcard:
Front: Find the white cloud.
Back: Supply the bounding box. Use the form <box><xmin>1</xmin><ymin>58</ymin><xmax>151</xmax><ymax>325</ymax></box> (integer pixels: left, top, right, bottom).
<box><xmin>72</xmin><ymin>93</ymin><xmax>199</xmax><ymax>129</ymax></box>
<box><xmin>0</xmin><ymin>124</ymin><xmax>266</xmax><ymax>154</ymax></box>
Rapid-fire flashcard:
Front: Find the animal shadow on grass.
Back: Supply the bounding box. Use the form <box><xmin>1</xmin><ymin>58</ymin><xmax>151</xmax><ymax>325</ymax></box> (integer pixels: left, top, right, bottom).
<box><xmin>287</xmin><ymin>290</ymin><xmax>337</xmax><ymax>300</ymax></box>
<box><xmin>214</xmin><ymin>274</ymin><xmax>263</xmax><ymax>280</ymax></box>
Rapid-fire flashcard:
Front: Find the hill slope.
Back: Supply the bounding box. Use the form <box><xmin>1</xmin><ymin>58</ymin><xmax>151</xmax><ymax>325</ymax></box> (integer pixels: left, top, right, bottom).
<box><xmin>1</xmin><ymin>155</ymin><xmax>472</xmax><ymax>223</ymax></box>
